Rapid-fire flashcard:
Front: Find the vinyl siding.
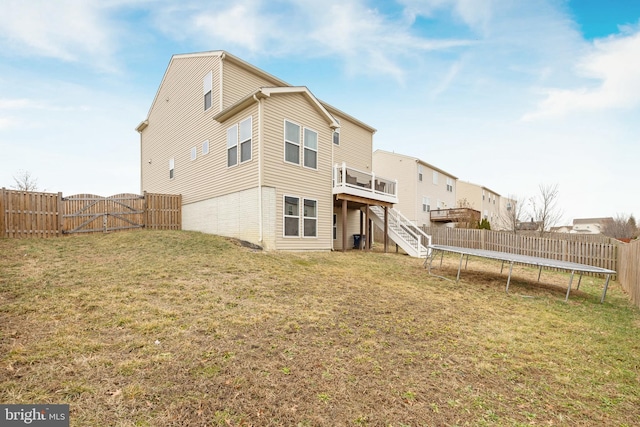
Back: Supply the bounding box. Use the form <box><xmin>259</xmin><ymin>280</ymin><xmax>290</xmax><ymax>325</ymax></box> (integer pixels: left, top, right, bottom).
<box><xmin>141</xmin><ymin>54</ymin><xmax>262</xmax><ymax>205</ymax></box>
<box><xmin>222</xmin><ymin>59</ymin><xmax>281</xmax><ymax>110</ymax></box>
<box><xmin>372</xmin><ymin>151</ymin><xmax>419</xmax><ymax>221</ymax></box>
<box><xmin>261</xmin><ymin>93</ymin><xmax>333</xmax><ymax>251</ymax></box>
<box><xmin>331</xmin><ymin>111</ymin><xmax>373</xmax><ymax>172</ymax></box>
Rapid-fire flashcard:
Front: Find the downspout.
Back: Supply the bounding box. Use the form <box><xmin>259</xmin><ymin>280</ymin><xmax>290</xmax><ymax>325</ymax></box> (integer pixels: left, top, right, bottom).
<box><xmin>254</xmin><ymin>94</ymin><xmax>263</xmax><ymax>244</ymax></box>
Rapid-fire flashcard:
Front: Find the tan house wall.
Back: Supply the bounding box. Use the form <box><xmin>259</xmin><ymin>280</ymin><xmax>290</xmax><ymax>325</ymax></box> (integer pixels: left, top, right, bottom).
<box><xmin>331</xmin><ymin>110</ymin><xmax>374</xmax><ymax>173</ymax></box>
<box><xmin>372</xmin><ymin>150</ymin><xmax>457</xmax><ymax>227</ymax></box>
<box><xmin>457</xmin><ymin>181</ymin><xmax>501</xmax><ymax>227</ymax></box>
<box><xmin>261</xmin><ymin>92</ymin><xmax>333</xmax><ymax>251</ymax></box>
<box><xmin>139</xmin><ymin>51</ymin><xmax>378</xmax><ymax>251</ymax></box>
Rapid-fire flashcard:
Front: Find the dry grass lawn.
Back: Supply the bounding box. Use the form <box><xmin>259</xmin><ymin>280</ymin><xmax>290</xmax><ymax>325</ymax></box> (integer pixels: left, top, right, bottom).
<box><xmin>1</xmin><ymin>230</ymin><xmax>639</xmax><ymax>426</ymax></box>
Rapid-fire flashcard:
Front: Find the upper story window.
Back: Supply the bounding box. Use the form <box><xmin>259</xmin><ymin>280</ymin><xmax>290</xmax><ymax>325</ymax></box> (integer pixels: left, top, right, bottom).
<box><xmin>432</xmin><ymin>171</ymin><xmax>439</xmax><ymax>185</ymax></box>
<box><xmin>446</xmin><ymin>178</ymin><xmax>453</xmax><ymax>192</ymax></box>
<box><xmin>284</xmin><ymin>120</ymin><xmax>319</xmax><ymax>170</ymax></box>
<box><xmin>227</xmin><ymin>124</ymin><xmax>238</xmax><ymax>167</ymax></box>
<box><xmin>303</xmin><ymin>128</ymin><xmax>318</xmax><ymax>169</ymax></box>
<box><xmin>227</xmin><ymin>117</ymin><xmax>252</xmax><ymax>167</ymax></box>
<box><xmin>169</xmin><ymin>158</ymin><xmax>175</xmax><ymax>179</ymax></box>
<box><xmin>418</xmin><ymin>165</ymin><xmax>423</xmax><ymax>182</ymax></box>
<box><xmin>239</xmin><ymin>117</ymin><xmax>252</xmax><ymax>163</ymax></box>
<box><xmin>190</xmin><ymin>146</ymin><xmax>197</xmax><ymax>161</ymax></box>
<box><xmin>203</xmin><ymin>71</ymin><xmax>212</xmax><ymax>111</ymax></box>
<box><xmin>202</xmin><ymin>140</ymin><xmax>209</xmax><ymax>155</ymax></box>
<box><xmin>482</xmin><ymin>190</ymin><xmax>486</xmax><ymax>201</ymax></box>
<box><xmin>284</xmin><ymin>120</ymin><xmax>301</xmax><ymax>164</ymax></box>
<box><xmin>333</xmin><ymin>118</ymin><xmax>340</xmax><ymax>145</ymax></box>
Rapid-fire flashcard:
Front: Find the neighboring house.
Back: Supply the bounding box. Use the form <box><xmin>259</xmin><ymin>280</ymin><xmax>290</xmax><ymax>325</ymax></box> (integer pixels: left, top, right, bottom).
<box><xmin>136</xmin><ymin>51</ymin><xmax>398</xmax><ymax>251</ymax></box>
<box><xmin>571</xmin><ymin>217</ymin><xmax>614</xmax><ymax>234</ymax></box>
<box><xmin>372</xmin><ymin>150</ymin><xmax>459</xmax><ymax>227</ymax></box>
<box><xmin>456</xmin><ymin>181</ymin><xmax>503</xmax><ymax>228</ymax></box>
<box><xmin>550</xmin><ymin>225</ymin><xmax>572</xmax><ymax>233</ymax></box>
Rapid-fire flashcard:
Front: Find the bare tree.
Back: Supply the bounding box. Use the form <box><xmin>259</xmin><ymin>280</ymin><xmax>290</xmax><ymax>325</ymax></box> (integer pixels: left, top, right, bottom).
<box><xmin>456</xmin><ymin>198</ymin><xmax>480</xmax><ymax>229</ymax></box>
<box><xmin>497</xmin><ymin>194</ymin><xmax>526</xmax><ymax>234</ymax></box>
<box><xmin>602</xmin><ymin>213</ymin><xmax>638</xmax><ymax>240</ymax></box>
<box><xmin>529</xmin><ymin>183</ymin><xmax>563</xmax><ymax>236</ymax></box>
<box><xmin>11</xmin><ymin>170</ymin><xmax>40</xmax><ymax>191</ymax></box>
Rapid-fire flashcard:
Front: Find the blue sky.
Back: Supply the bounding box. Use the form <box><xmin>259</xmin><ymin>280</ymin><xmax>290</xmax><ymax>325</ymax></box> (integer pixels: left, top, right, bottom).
<box><xmin>1</xmin><ymin>0</ymin><xmax>639</xmax><ymax>225</ymax></box>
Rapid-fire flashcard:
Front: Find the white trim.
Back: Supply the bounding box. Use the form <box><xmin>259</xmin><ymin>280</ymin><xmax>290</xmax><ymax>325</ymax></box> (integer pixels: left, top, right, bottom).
<box><xmin>283</xmin><ymin>195</ymin><xmax>301</xmax><ymax>238</ymax></box>
<box><xmin>239</xmin><ymin>116</ymin><xmax>252</xmax><ymax>163</ymax></box>
<box><xmin>227</xmin><ymin>124</ymin><xmax>238</xmax><ymax>167</ymax></box>
<box><xmin>303</xmin><ymin>126</ymin><xmax>318</xmax><ymax>170</ymax></box>
<box><xmin>302</xmin><ymin>198</ymin><xmax>318</xmax><ymax>238</ymax></box>
<box><xmin>284</xmin><ymin>119</ymin><xmax>301</xmax><ymax>166</ymax></box>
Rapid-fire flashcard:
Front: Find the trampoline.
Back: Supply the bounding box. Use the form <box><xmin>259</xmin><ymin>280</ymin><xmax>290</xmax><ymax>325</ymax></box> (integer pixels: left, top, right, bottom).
<box><xmin>424</xmin><ymin>245</ymin><xmax>616</xmax><ymax>303</ymax></box>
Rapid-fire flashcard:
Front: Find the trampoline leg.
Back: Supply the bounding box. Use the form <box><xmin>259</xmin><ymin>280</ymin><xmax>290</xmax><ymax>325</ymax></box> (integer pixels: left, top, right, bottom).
<box><xmin>465</xmin><ymin>254</ymin><xmax>469</xmax><ymax>270</ymax></box>
<box><xmin>505</xmin><ymin>262</ymin><xmax>514</xmax><ymax>294</ymax></box>
<box><xmin>600</xmin><ymin>275</ymin><xmax>611</xmax><ymax>303</ymax></box>
<box><xmin>501</xmin><ymin>261</ymin><xmax>505</xmax><ymax>274</ymax></box>
<box><xmin>439</xmin><ymin>251</ymin><xmax>444</xmax><ymax>267</ymax></box>
<box><xmin>537</xmin><ymin>265</ymin><xmax>543</xmax><ymax>282</ymax></box>
<box><xmin>565</xmin><ymin>270</ymin><xmax>575</xmax><ymax>302</ymax></box>
<box><xmin>576</xmin><ymin>273</ymin><xmax>583</xmax><ymax>290</ymax></box>
<box><xmin>456</xmin><ymin>253</ymin><xmax>464</xmax><ymax>283</ymax></box>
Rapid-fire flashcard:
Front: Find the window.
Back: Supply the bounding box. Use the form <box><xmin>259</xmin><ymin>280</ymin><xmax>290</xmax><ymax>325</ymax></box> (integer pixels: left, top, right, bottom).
<box><xmin>239</xmin><ymin>117</ymin><xmax>252</xmax><ymax>163</ymax></box>
<box><xmin>418</xmin><ymin>165</ymin><xmax>423</xmax><ymax>182</ymax></box>
<box><xmin>482</xmin><ymin>190</ymin><xmax>486</xmax><ymax>201</ymax></box>
<box><xmin>202</xmin><ymin>140</ymin><xmax>209</xmax><ymax>155</ymax></box>
<box><xmin>432</xmin><ymin>171</ymin><xmax>439</xmax><ymax>185</ymax></box>
<box><xmin>284</xmin><ymin>196</ymin><xmax>300</xmax><ymax>237</ymax></box>
<box><xmin>333</xmin><ymin>118</ymin><xmax>340</xmax><ymax>145</ymax></box>
<box><xmin>507</xmin><ymin>202</ymin><xmax>512</xmax><ymax>211</ymax></box>
<box><xmin>169</xmin><ymin>158</ymin><xmax>175</xmax><ymax>179</ymax></box>
<box><xmin>303</xmin><ymin>199</ymin><xmax>317</xmax><ymax>237</ymax></box>
<box><xmin>203</xmin><ymin>71</ymin><xmax>212</xmax><ymax>111</ymax></box>
<box><xmin>227</xmin><ymin>124</ymin><xmax>238</xmax><ymax>167</ymax></box>
<box><xmin>190</xmin><ymin>147</ymin><xmax>197</xmax><ymax>161</ymax></box>
<box><xmin>333</xmin><ymin>214</ymin><xmax>337</xmax><ymax>240</ymax></box>
<box><xmin>446</xmin><ymin>178</ymin><xmax>453</xmax><ymax>192</ymax></box>
<box><xmin>284</xmin><ymin>120</ymin><xmax>300</xmax><ymax>164</ymax></box>
<box><xmin>303</xmin><ymin>128</ymin><xmax>318</xmax><ymax>169</ymax></box>
<box><xmin>422</xmin><ymin>196</ymin><xmax>430</xmax><ymax>212</ymax></box>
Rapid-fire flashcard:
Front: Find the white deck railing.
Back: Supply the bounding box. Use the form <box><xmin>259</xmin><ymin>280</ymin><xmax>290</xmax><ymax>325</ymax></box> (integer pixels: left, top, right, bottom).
<box><xmin>333</xmin><ymin>162</ymin><xmax>398</xmax><ymax>204</ymax></box>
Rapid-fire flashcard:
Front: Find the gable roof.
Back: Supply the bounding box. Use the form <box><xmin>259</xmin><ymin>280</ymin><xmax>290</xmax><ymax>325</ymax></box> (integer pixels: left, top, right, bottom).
<box><xmin>137</xmin><ymin>50</ymin><xmax>375</xmax><ymax>133</ymax></box>
<box><xmin>213</xmin><ymin>86</ymin><xmax>340</xmax><ymax>130</ymax></box>
<box><xmin>373</xmin><ymin>149</ymin><xmax>458</xmax><ymax>179</ymax></box>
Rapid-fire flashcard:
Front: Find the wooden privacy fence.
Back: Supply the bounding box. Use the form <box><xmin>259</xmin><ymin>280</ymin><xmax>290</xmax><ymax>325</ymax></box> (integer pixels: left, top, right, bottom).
<box><xmin>0</xmin><ymin>189</ymin><xmax>181</xmax><ymax>238</ymax></box>
<box><xmin>421</xmin><ymin>227</ymin><xmax>619</xmax><ymax>274</ymax></box>
<box><xmin>618</xmin><ymin>239</ymin><xmax>640</xmax><ymax>307</ymax></box>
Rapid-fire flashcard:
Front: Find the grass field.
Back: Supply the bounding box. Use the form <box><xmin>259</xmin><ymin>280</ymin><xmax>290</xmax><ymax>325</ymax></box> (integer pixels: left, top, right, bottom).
<box><xmin>1</xmin><ymin>230</ymin><xmax>639</xmax><ymax>426</ymax></box>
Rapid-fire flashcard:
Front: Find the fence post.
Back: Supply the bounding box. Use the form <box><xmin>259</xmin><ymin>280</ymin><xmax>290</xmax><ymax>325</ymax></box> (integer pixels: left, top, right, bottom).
<box><xmin>0</xmin><ymin>188</ymin><xmax>5</xmax><ymax>238</ymax></box>
<box><xmin>57</xmin><ymin>192</ymin><xmax>63</xmax><ymax>237</ymax></box>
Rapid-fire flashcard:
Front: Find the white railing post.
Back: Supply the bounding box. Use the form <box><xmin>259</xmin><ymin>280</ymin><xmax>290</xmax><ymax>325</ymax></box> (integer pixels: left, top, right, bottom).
<box><xmin>371</xmin><ymin>172</ymin><xmax>375</xmax><ymax>193</ymax></box>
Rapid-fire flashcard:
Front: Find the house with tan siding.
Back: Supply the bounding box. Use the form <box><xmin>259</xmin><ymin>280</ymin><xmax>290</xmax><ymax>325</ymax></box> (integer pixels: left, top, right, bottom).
<box><xmin>372</xmin><ymin>150</ymin><xmax>461</xmax><ymax>227</ymax></box>
<box><xmin>136</xmin><ymin>51</ymin><xmax>399</xmax><ymax>252</ymax></box>
<box><xmin>456</xmin><ymin>181</ymin><xmax>502</xmax><ymax>228</ymax></box>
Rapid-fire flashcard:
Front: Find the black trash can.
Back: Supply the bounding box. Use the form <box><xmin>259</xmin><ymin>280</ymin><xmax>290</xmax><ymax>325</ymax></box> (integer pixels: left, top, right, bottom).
<box><xmin>353</xmin><ymin>234</ymin><xmax>365</xmax><ymax>249</ymax></box>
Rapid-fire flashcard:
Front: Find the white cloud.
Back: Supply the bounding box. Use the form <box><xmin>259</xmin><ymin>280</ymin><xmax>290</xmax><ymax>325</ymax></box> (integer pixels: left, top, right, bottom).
<box><xmin>0</xmin><ymin>0</ymin><xmax>124</xmax><ymax>72</ymax></box>
<box><xmin>523</xmin><ymin>27</ymin><xmax>640</xmax><ymax>120</ymax></box>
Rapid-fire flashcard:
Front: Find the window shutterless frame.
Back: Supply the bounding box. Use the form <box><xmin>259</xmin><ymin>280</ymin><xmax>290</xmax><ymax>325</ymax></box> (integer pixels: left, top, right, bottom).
<box><xmin>284</xmin><ymin>119</ymin><xmax>301</xmax><ymax>165</ymax></box>
<box><xmin>283</xmin><ymin>195</ymin><xmax>300</xmax><ymax>237</ymax></box>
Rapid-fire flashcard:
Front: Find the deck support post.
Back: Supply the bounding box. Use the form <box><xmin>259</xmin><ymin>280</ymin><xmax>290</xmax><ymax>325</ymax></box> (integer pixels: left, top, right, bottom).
<box><xmin>341</xmin><ymin>199</ymin><xmax>347</xmax><ymax>252</ymax></box>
